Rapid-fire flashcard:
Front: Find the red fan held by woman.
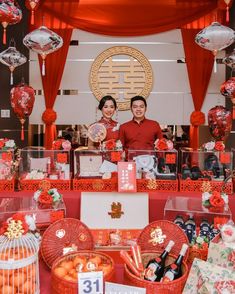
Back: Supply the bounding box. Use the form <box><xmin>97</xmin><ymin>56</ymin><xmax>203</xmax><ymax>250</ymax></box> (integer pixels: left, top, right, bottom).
<box><xmin>10</xmin><ymin>81</ymin><xmax>35</xmax><ymax>140</ymax></box>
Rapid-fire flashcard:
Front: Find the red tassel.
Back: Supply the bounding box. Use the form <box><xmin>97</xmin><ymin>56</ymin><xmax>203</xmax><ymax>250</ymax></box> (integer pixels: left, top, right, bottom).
<box><xmin>3</xmin><ymin>28</ymin><xmax>6</xmax><ymax>44</ymax></box>
<box><xmin>226</xmin><ymin>6</ymin><xmax>229</xmax><ymax>22</ymax></box>
<box><xmin>233</xmin><ymin>106</ymin><xmax>235</xmax><ymax>120</ymax></box>
<box><xmin>31</xmin><ymin>10</ymin><xmax>35</xmax><ymax>25</ymax></box>
<box><xmin>21</xmin><ymin>125</ymin><xmax>24</xmax><ymax>141</ymax></box>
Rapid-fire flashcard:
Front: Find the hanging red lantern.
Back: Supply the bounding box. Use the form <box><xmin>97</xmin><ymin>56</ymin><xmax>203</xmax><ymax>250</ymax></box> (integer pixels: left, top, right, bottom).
<box><xmin>208</xmin><ymin>105</ymin><xmax>232</xmax><ymax>141</ymax></box>
<box><xmin>10</xmin><ymin>81</ymin><xmax>35</xmax><ymax>140</ymax></box>
<box><xmin>25</xmin><ymin>0</ymin><xmax>40</xmax><ymax>25</ymax></box>
<box><xmin>0</xmin><ymin>0</ymin><xmax>22</xmax><ymax>44</ymax></box>
<box><xmin>220</xmin><ymin>77</ymin><xmax>235</xmax><ymax>118</ymax></box>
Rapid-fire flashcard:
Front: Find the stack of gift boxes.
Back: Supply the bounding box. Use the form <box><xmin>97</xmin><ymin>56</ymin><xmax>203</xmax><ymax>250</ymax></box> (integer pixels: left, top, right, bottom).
<box><xmin>183</xmin><ymin>222</ymin><xmax>235</xmax><ymax>293</ymax></box>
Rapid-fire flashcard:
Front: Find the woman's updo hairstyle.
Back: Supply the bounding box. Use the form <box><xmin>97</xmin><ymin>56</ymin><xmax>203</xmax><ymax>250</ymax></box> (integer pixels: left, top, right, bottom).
<box><xmin>98</xmin><ymin>95</ymin><xmax>117</xmax><ymax>110</ymax></box>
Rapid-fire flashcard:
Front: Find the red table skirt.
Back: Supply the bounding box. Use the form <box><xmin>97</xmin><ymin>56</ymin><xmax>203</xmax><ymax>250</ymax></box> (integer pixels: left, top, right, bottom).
<box><xmin>1</xmin><ymin>190</ymin><xmax>234</xmax><ymax>293</ymax></box>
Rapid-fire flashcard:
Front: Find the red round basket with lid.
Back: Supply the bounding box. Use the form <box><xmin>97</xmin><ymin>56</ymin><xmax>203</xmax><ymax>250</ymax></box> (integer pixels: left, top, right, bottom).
<box><xmin>124</xmin><ymin>220</ymin><xmax>189</xmax><ymax>294</ymax></box>
<box><xmin>41</xmin><ymin>218</ymin><xmax>94</xmax><ymax>268</ymax></box>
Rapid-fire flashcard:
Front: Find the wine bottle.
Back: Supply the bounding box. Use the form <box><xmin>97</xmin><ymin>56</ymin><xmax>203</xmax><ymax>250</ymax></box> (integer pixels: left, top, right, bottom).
<box><xmin>144</xmin><ymin>240</ymin><xmax>175</xmax><ymax>282</ymax></box>
<box><xmin>184</xmin><ymin>217</ymin><xmax>196</xmax><ymax>243</ymax></box>
<box><xmin>161</xmin><ymin>243</ymin><xmax>188</xmax><ymax>283</ymax></box>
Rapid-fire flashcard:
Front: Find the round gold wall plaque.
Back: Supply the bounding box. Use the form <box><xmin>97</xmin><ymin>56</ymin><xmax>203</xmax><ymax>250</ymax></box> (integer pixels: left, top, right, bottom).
<box><xmin>89</xmin><ymin>46</ymin><xmax>153</xmax><ymax>111</ymax></box>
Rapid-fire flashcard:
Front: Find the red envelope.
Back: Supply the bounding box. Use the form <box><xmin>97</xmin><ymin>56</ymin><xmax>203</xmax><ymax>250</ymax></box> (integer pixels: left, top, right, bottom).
<box><xmin>165</xmin><ymin>153</ymin><xmax>176</xmax><ymax>164</ymax></box>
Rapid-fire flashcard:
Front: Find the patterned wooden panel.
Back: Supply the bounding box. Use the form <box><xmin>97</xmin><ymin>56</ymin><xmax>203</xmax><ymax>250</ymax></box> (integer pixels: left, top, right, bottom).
<box><xmin>89</xmin><ymin>46</ymin><xmax>153</xmax><ymax>110</ymax></box>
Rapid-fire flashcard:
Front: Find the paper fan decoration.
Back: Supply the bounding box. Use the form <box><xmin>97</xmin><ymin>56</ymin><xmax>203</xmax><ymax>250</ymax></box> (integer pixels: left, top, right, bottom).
<box><xmin>87</xmin><ymin>123</ymin><xmax>107</xmax><ymax>142</ymax></box>
<box><xmin>137</xmin><ymin>220</ymin><xmax>189</xmax><ymax>260</ymax></box>
<box><xmin>40</xmin><ymin>218</ymin><xmax>94</xmax><ymax>268</ymax></box>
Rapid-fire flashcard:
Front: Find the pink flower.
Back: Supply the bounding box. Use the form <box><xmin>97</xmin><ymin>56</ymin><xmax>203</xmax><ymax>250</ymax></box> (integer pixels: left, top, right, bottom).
<box><xmin>62</xmin><ymin>140</ymin><xmax>71</xmax><ymax>151</ymax></box>
<box><xmin>166</xmin><ymin>140</ymin><xmax>174</xmax><ymax>150</ymax></box>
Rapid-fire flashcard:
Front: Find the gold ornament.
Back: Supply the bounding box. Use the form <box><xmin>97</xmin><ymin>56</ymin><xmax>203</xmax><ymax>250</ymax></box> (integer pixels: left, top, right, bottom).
<box><xmin>39</xmin><ymin>179</ymin><xmax>51</xmax><ymax>191</ymax></box>
<box><xmin>4</xmin><ymin>219</ymin><xmax>25</xmax><ymax>240</ymax></box>
<box><xmin>201</xmin><ymin>181</ymin><xmax>212</xmax><ymax>193</ymax></box>
<box><xmin>92</xmin><ymin>181</ymin><xmax>104</xmax><ymax>191</ymax></box>
<box><xmin>147</xmin><ymin>179</ymin><xmax>157</xmax><ymax>190</ymax></box>
<box><xmin>90</xmin><ymin>46</ymin><xmax>153</xmax><ymax>111</ymax></box>
<box><xmin>108</xmin><ymin>202</ymin><xmax>124</xmax><ymax>219</ymax></box>
<box><xmin>148</xmin><ymin>226</ymin><xmax>166</xmax><ymax>245</ymax></box>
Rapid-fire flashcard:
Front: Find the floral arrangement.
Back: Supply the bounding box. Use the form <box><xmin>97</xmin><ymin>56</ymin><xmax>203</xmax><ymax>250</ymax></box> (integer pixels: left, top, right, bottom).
<box><xmin>52</xmin><ymin>139</ymin><xmax>71</xmax><ymax>151</ymax></box>
<box><xmin>202</xmin><ymin>191</ymin><xmax>228</xmax><ymax>212</ymax></box>
<box><xmin>154</xmin><ymin>138</ymin><xmax>174</xmax><ymax>151</ymax></box>
<box><xmin>25</xmin><ymin>170</ymin><xmax>45</xmax><ymax>180</ymax></box>
<box><xmin>101</xmin><ymin>139</ymin><xmax>122</xmax><ymax>151</ymax></box>
<box><xmin>34</xmin><ymin>187</ymin><xmax>62</xmax><ymax>207</ymax></box>
<box><xmin>191</xmin><ymin>235</ymin><xmax>209</xmax><ymax>249</ymax></box>
<box><xmin>0</xmin><ymin>213</ymin><xmax>36</xmax><ymax>240</ymax></box>
<box><xmin>0</xmin><ymin>138</ymin><xmax>16</xmax><ymax>150</ymax></box>
<box><xmin>202</xmin><ymin>141</ymin><xmax>225</xmax><ymax>151</ymax></box>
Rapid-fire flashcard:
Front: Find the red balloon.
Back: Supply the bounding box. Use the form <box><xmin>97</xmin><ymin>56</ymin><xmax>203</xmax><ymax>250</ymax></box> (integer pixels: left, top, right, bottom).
<box><xmin>10</xmin><ymin>82</ymin><xmax>35</xmax><ymax>140</ymax></box>
<box><xmin>208</xmin><ymin>105</ymin><xmax>232</xmax><ymax>141</ymax></box>
<box><xmin>220</xmin><ymin>77</ymin><xmax>235</xmax><ymax>97</ymax></box>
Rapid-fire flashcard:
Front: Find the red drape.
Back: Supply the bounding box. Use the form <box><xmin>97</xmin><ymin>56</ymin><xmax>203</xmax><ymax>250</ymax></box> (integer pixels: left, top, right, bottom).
<box><xmin>38</xmin><ymin>29</ymin><xmax>73</xmax><ymax>149</ymax></box>
<box><xmin>33</xmin><ymin>0</ymin><xmax>231</xmax><ymax>149</ymax></box>
<box><xmin>36</xmin><ymin>0</ymin><xmax>218</xmax><ymax>34</ymax></box>
<box><xmin>181</xmin><ymin>28</ymin><xmax>214</xmax><ymax>150</ymax></box>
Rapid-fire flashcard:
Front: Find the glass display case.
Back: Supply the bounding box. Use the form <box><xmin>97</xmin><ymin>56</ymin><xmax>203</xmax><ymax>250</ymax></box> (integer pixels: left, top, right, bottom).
<box><xmin>18</xmin><ymin>147</ymin><xmax>71</xmax><ymax>191</ymax></box>
<box><xmin>0</xmin><ymin>197</ymin><xmax>66</xmax><ymax>231</ymax></box>
<box><xmin>73</xmin><ymin>149</ymin><xmax>121</xmax><ymax>191</ymax></box>
<box><xmin>179</xmin><ymin>148</ymin><xmax>233</xmax><ymax>194</ymax></box>
<box><xmin>128</xmin><ymin>149</ymin><xmax>178</xmax><ymax>192</ymax></box>
<box><xmin>0</xmin><ymin>149</ymin><xmax>15</xmax><ymax>191</ymax></box>
<box><xmin>164</xmin><ymin>196</ymin><xmax>232</xmax><ymax>226</ymax></box>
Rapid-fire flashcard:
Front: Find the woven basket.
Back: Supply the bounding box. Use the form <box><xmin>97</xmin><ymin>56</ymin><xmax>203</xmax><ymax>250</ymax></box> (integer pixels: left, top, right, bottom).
<box><xmin>137</xmin><ymin>220</ymin><xmax>189</xmax><ymax>260</ymax></box>
<box><xmin>124</xmin><ymin>251</ymin><xmax>188</xmax><ymax>294</ymax></box>
<box><xmin>51</xmin><ymin>251</ymin><xmax>115</xmax><ymax>294</ymax></box>
<box><xmin>41</xmin><ymin>218</ymin><xmax>94</xmax><ymax>268</ymax></box>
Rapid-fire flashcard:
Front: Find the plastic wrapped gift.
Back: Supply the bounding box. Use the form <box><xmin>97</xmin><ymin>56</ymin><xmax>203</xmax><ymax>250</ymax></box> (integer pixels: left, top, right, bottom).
<box><xmin>179</xmin><ymin>148</ymin><xmax>233</xmax><ymax>194</ymax></box>
<box><xmin>18</xmin><ymin>146</ymin><xmax>71</xmax><ymax>191</ymax></box>
<box><xmin>207</xmin><ymin>222</ymin><xmax>235</xmax><ymax>271</ymax></box>
<box><xmin>183</xmin><ymin>258</ymin><xmax>235</xmax><ymax>294</ymax></box>
<box><xmin>0</xmin><ymin>214</ymin><xmax>40</xmax><ymax>294</ymax></box>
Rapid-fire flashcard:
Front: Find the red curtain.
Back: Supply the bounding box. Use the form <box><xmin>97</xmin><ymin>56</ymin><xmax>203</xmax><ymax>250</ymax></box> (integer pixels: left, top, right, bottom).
<box><xmin>181</xmin><ymin>28</ymin><xmax>214</xmax><ymax>150</ymax></box>
<box><xmin>33</xmin><ymin>0</ymin><xmax>231</xmax><ymax>149</ymax></box>
<box><xmin>38</xmin><ymin>29</ymin><xmax>73</xmax><ymax>149</ymax></box>
<box><xmin>36</xmin><ymin>0</ymin><xmax>218</xmax><ymax>34</ymax></box>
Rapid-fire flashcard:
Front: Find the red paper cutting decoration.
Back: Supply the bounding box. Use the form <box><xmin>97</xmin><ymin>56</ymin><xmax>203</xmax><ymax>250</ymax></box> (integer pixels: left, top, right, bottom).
<box><xmin>25</xmin><ymin>0</ymin><xmax>40</xmax><ymax>25</ymax></box>
<box><xmin>10</xmin><ymin>81</ymin><xmax>35</xmax><ymax>140</ymax></box>
<box><xmin>0</xmin><ymin>0</ymin><xmax>22</xmax><ymax>44</ymax></box>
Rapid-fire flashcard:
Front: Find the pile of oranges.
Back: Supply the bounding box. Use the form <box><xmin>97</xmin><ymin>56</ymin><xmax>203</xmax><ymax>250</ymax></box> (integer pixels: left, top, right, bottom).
<box><xmin>0</xmin><ymin>248</ymin><xmax>37</xmax><ymax>294</ymax></box>
<box><xmin>53</xmin><ymin>252</ymin><xmax>113</xmax><ymax>282</ymax></box>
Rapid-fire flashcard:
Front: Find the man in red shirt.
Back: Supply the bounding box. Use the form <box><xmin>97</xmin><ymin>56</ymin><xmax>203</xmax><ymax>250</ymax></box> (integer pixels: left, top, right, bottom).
<box><xmin>119</xmin><ymin>96</ymin><xmax>163</xmax><ymax>150</ymax></box>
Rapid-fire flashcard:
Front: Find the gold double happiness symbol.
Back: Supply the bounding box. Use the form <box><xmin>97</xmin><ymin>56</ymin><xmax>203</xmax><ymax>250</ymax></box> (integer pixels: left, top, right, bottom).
<box><xmin>90</xmin><ymin>46</ymin><xmax>153</xmax><ymax>111</ymax></box>
<box><xmin>39</xmin><ymin>180</ymin><xmax>51</xmax><ymax>191</ymax></box>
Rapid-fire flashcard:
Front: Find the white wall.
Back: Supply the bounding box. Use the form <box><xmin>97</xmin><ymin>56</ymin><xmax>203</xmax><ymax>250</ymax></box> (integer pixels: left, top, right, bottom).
<box><xmin>29</xmin><ymin>29</ymin><xmax>226</xmax><ymax>126</ymax></box>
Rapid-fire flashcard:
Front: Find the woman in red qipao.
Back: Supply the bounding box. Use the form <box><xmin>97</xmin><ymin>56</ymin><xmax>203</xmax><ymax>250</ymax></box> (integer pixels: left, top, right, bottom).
<box><xmin>88</xmin><ymin>95</ymin><xmax>119</xmax><ymax>149</ymax></box>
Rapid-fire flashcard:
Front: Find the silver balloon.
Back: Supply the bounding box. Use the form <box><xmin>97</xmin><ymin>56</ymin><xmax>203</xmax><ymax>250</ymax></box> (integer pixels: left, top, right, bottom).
<box><xmin>0</xmin><ymin>45</ymin><xmax>27</xmax><ymax>84</ymax></box>
<box><xmin>23</xmin><ymin>26</ymin><xmax>63</xmax><ymax>75</ymax></box>
<box><xmin>223</xmin><ymin>49</ymin><xmax>235</xmax><ymax>71</ymax></box>
<box><xmin>195</xmin><ymin>22</ymin><xmax>235</xmax><ymax>72</ymax></box>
